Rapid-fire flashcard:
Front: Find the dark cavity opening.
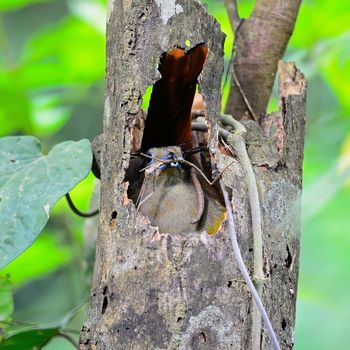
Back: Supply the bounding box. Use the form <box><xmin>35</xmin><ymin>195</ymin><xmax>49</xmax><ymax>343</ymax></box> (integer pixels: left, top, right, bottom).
<box><xmin>199</xmin><ymin>331</ymin><xmax>207</xmax><ymax>342</ymax></box>
<box><xmin>101</xmin><ymin>295</ymin><xmax>108</xmax><ymax>314</ymax></box>
<box><xmin>101</xmin><ymin>285</ymin><xmax>108</xmax><ymax>314</ymax></box>
<box><xmin>285</xmin><ymin>244</ymin><xmax>293</xmax><ymax>268</ymax></box>
<box><xmin>281</xmin><ymin>318</ymin><xmax>287</xmax><ymax>330</ymax></box>
<box><xmin>111</xmin><ymin>210</ymin><xmax>117</xmax><ymax>220</ymax></box>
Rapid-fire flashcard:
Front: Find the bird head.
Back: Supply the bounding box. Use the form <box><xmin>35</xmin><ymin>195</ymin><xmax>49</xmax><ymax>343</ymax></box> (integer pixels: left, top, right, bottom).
<box><xmin>143</xmin><ymin>146</ymin><xmax>185</xmax><ymax>177</ymax></box>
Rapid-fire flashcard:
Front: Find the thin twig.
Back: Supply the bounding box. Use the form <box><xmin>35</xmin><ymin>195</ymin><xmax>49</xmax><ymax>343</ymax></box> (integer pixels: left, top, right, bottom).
<box><xmin>180</xmin><ymin>158</ymin><xmax>235</xmax><ymax>186</ymax></box>
<box><xmin>136</xmin><ymin>172</ymin><xmax>153</xmax><ymax>209</ymax></box>
<box><xmin>225</xmin><ymin>0</ymin><xmax>258</xmax><ymax>122</ymax></box>
<box><xmin>224</xmin><ymin>0</ymin><xmax>241</xmax><ymax>32</ymax></box>
<box><xmin>223</xmin><ymin>43</ymin><xmax>235</xmax><ymax>93</ymax></box>
<box><xmin>232</xmin><ymin>67</ymin><xmax>259</xmax><ymax>121</ymax></box>
<box><xmin>137</xmin><ymin>191</ymin><xmax>154</xmax><ymax>210</ymax></box>
<box><xmin>223</xmin><ymin>0</ymin><xmax>242</xmax><ymax>93</ymax></box>
<box><xmin>224</xmin><ymin>0</ymin><xmax>258</xmax><ymax>121</ymax></box>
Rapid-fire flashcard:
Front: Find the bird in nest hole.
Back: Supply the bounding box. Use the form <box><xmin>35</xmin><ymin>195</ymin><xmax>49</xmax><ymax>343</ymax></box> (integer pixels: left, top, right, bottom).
<box><xmin>126</xmin><ymin>44</ymin><xmax>225</xmax><ymax>234</ymax></box>
<box><xmin>128</xmin><ymin>146</ymin><xmax>225</xmax><ymax>235</ymax></box>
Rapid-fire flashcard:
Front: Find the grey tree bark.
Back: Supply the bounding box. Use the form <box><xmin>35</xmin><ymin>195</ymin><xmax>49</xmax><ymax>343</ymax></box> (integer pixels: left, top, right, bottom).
<box><xmin>79</xmin><ymin>1</ymin><xmax>306</xmax><ymax>349</ymax></box>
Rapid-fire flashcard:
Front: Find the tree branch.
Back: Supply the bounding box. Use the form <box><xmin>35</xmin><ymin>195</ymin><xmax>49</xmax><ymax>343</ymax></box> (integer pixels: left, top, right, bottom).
<box><xmin>224</xmin><ymin>0</ymin><xmax>241</xmax><ymax>32</ymax></box>
<box><xmin>225</xmin><ymin>0</ymin><xmax>302</xmax><ymax>120</ymax></box>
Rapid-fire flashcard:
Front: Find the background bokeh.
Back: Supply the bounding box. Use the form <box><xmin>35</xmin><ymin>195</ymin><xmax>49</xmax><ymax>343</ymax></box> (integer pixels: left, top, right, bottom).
<box><xmin>0</xmin><ymin>0</ymin><xmax>349</xmax><ymax>349</ymax></box>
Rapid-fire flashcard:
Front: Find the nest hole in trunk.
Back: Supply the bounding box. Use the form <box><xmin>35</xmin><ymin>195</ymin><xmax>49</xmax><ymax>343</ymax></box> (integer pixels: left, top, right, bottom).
<box><xmin>125</xmin><ymin>43</ymin><xmax>225</xmax><ymax>235</ymax></box>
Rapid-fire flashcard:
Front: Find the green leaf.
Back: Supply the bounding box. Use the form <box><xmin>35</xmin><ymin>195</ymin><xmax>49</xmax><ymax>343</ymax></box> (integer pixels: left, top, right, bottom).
<box><xmin>0</xmin><ymin>276</ymin><xmax>13</xmax><ymax>341</ymax></box>
<box><xmin>0</xmin><ymin>276</ymin><xmax>13</xmax><ymax>323</ymax></box>
<box><xmin>0</xmin><ymin>328</ymin><xmax>59</xmax><ymax>349</ymax></box>
<box><xmin>0</xmin><ymin>136</ymin><xmax>92</xmax><ymax>269</ymax></box>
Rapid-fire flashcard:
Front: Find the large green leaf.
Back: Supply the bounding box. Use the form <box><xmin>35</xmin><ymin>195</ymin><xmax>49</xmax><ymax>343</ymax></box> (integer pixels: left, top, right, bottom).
<box><xmin>0</xmin><ymin>137</ymin><xmax>92</xmax><ymax>269</ymax></box>
<box><xmin>0</xmin><ymin>328</ymin><xmax>59</xmax><ymax>349</ymax></box>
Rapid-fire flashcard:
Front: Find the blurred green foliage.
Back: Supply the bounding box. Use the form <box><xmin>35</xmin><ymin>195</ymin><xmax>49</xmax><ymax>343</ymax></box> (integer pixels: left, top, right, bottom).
<box><xmin>0</xmin><ymin>0</ymin><xmax>349</xmax><ymax>349</ymax></box>
<box><xmin>0</xmin><ymin>276</ymin><xmax>13</xmax><ymax>342</ymax></box>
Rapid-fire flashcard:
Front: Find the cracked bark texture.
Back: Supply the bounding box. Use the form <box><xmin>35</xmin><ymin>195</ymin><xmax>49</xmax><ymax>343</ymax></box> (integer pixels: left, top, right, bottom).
<box><xmin>225</xmin><ymin>0</ymin><xmax>301</xmax><ymax>121</ymax></box>
<box><xmin>79</xmin><ymin>1</ymin><xmax>306</xmax><ymax>349</ymax></box>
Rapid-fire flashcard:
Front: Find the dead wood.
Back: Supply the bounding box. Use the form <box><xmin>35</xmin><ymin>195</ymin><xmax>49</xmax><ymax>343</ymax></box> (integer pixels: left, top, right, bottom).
<box><xmin>79</xmin><ymin>1</ymin><xmax>306</xmax><ymax>349</ymax></box>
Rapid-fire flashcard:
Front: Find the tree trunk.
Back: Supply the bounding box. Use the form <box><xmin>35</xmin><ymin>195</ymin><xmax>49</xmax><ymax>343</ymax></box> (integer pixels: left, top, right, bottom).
<box><xmin>79</xmin><ymin>1</ymin><xmax>306</xmax><ymax>349</ymax></box>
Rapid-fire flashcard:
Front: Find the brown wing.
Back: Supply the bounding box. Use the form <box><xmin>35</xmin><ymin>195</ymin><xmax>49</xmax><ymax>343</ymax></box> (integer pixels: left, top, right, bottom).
<box><xmin>141</xmin><ymin>43</ymin><xmax>208</xmax><ymax>152</ymax></box>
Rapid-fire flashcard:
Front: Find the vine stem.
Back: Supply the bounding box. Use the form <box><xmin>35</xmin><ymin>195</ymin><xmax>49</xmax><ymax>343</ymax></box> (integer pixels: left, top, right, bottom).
<box><xmin>65</xmin><ymin>193</ymin><xmax>99</xmax><ymax>218</ymax></box>
<box><xmin>219</xmin><ymin>178</ymin><xmax>280</xmax><ymax>350</ymax></box>
<box><xmin>59</xmin><ymin>331</ymin><xmax>78</xmax><ymax>348</ymax></box>
<box><xmin>223</xmin><ymin>116</ymin><xmax>263</xmax><ymax>350</ymax></box>
<box><xmin>192</xmin><ymin>115</ymin><xmax>281</xmax><ymax>350</ymax></box>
